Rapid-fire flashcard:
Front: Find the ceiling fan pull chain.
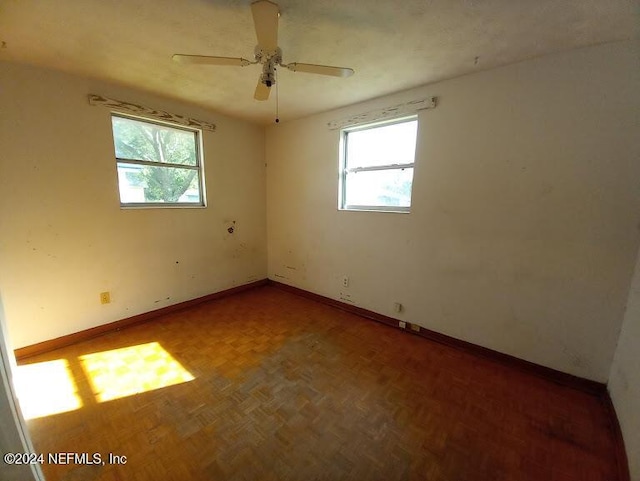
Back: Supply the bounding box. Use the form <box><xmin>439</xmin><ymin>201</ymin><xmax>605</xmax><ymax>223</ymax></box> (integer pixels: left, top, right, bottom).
<box><xmin>275</xmin><ymin>67</ymin><xmax>280</xmax><ymax>123</ymax></box>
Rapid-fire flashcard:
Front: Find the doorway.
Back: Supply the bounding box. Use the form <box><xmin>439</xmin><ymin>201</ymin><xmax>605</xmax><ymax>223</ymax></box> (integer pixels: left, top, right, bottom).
<box><xmin>0</xmin><ymin>295</ymin><xmax>45</xmax><ymax>481</ymax></box>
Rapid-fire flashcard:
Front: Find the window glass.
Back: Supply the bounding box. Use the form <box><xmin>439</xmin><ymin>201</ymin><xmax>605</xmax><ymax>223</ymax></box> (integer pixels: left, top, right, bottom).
<box><xmin>344</xmin><ymin>168</ymin><xmax>413</xmax><ymax>208</ymax></box>
<box><xmin>340</xmin><ymin>117</ymin><xmax>417</xmax><ymax>212</ymax></box>
<box><xmin>111</xmin><ymin>115</ymin><xmax>205</xmax><ymax>207</ymax></box>
<box><xmin>346</xmin><ymin>121</ymin><xmax>418</xmax><ymax>168</ymax></box>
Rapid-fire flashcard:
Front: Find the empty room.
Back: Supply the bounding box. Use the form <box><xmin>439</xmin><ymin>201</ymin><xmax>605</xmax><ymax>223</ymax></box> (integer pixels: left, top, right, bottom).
<box><xmin>0</xmin><ymin>1</ymin><xmax>639</xmax><ymax>480</ymax></box>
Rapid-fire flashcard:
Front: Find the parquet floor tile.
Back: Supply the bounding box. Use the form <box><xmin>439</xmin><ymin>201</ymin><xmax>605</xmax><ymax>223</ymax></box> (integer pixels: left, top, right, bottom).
<box><xmin>18</xmin><ymin>286</ymin><xmax>621</xmax><ymax>480</ymax></box>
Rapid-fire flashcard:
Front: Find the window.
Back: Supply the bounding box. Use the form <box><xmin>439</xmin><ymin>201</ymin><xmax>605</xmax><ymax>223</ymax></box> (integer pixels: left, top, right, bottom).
<box><xmin>339</xmin><ymin>116</ymin><xmax>418</xmax><ymax>212</ymax></box>
<box><xmin>111</xmin><ymin>114</ymin><xmax>205</xmax><ymax>207</ymax></box>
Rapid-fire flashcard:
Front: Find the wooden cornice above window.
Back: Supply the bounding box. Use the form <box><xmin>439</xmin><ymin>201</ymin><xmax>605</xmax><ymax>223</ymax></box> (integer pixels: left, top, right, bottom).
<box><xmin>88</xmin><ymin>94</ymin><xmax>216</xmax><ymax>132</ymax></box>
<box><xmin>327</xmin><ymin>96</ymin><xmax>437</xmax><ymax>130</ymax></box>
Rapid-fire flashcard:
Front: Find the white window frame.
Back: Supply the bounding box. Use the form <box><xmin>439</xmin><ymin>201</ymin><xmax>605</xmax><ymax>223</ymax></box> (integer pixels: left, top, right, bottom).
<box><xmin>111</xmin><ymin>113</ymin><xmax>206</xmax><ymax>208</ymax></box>
<box><xmin>339</xmin><ymin>115</ymin><xmax>417</xmax><ymax>213</ymax></box>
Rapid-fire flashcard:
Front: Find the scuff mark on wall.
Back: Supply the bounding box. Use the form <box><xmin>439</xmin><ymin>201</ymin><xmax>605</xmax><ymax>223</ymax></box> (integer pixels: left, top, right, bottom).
<box><xmin>339</xmin><ymin>291</ymin><xmax>354</xmax><ymax>304</ymax></box>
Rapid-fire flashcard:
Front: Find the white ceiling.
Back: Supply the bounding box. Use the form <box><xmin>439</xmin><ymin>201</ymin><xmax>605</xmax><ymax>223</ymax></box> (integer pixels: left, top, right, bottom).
<box><xmin>1</xmin><ymin>0</ymin><xmax>638</xmax><ymax>124</ymax></box>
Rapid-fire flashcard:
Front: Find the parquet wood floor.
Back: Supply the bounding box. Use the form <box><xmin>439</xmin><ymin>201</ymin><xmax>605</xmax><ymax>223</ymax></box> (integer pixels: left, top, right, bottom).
<box><xmin>19</xmin><ymin>286</ymin><xmax>621</xmax><ymax>481</ymax></box>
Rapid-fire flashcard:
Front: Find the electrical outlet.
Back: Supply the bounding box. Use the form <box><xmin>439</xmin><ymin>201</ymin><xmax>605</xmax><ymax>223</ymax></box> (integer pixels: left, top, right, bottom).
<box><xmin>393</xmin><ymin>302</ymin><xmax>403</xmax><ymax>313</ymax></box>
<box><xmin>100</xmin><ymin>291</ymin><xmax>111</xmax><ymax>304</ymax></box>
<box><xmin>399</xmin><ymin>321</ymin><xmax>406</xmax><ymax>329</ymax></box>
<box><xmin>410</xmin><ymin>323</ymin><xmax>421</xmax><ymax>333</ymax></box>
<box><xmin>342</xmin><ymin>276</ymin><xmax>349</xmax><ymax>288</ymax></box>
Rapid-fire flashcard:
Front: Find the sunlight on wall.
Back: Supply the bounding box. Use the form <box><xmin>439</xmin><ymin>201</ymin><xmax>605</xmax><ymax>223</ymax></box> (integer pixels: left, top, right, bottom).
<box><xmin>14</xmin><ymin>359</ymin><xmax>83</xmax><ymax>420</ymax></box>
<box><xmin>80</xmin><ymin>342</ymin><xmax>194</xmax><ymax>402</ymax></box>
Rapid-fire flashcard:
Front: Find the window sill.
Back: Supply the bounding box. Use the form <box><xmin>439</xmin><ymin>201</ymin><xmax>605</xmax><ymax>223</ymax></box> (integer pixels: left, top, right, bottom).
<box><xmin>120</xmin><ymin>203</ymin><xmax>207</xmax><ymax>209</ymax></box>
<box><xmin>339</xmin><ymin>206</ymin><xmax>411</xmax><ymax>214</ymax></box>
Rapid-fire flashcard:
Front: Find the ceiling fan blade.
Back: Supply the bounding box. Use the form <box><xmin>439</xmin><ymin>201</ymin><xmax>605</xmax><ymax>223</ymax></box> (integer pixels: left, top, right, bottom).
<box><xmin>172</xmin><ymin>54</ymin><xmax>252</xmax><ymax>67</ymax></box>
<box><xmin>254</xmin><ymin>80</ymin><xmax>271</xmax><ymax>101</ymax></box>
<box><xmin>284</xmin><ymin>62</ymin><xmax>354</xmax><ymax>78</ymax></box>
<box><xmin>251</xmin><ymin>0</ymin><xmax>279</xmax><ymax>52</ymax></box>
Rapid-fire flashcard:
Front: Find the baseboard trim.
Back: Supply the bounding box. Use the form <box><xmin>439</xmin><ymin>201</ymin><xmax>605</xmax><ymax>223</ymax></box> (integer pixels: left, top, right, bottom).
<box><xmin>14</xmin><ymin>279</ymin><xmax>269</xmax><ymax>360</ymax></box>
<box><xmin>268</xmin><ymin>280</ymin><xmax>607</xmax><ymax>396</ymax></box>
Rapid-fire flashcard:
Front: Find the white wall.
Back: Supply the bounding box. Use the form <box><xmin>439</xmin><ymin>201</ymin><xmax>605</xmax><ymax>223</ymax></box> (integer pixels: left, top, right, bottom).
<box><xmin>0</xmin><ymin>62</ymin><xmax>267</xmax><ymax>348</ymax></box>
<box><xmin>266</xmin><ymin>40</ymin><xmax>640</xmax><ymax>382</ymax></box>
<box><xmin>610</xmin><ymin>247</ymin><xmax>640</xmax><ymax>481</ymax></box>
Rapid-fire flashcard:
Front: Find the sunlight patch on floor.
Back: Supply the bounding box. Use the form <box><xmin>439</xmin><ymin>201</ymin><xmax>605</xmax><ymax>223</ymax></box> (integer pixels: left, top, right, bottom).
<box><xmin>80</xmin><ymin>342</ymin><xmax>194</xmax><ymax>402</ymax></box>
<box><xmin>14</xmin><ymin>359</ymin><xmax>83</xmax><ymax>420</ymax></box>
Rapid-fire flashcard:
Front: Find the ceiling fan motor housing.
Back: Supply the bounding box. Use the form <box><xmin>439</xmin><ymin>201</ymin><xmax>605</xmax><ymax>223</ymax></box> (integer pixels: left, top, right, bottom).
<box><xmin>256</xmin><ymin>46</ymin><xmax>281</xmax><ymax>87</ymax></box>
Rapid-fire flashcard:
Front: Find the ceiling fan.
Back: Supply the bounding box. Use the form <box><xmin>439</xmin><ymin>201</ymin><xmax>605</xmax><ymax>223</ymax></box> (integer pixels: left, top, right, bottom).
<box><xmin>172</xmin><ymin>0</ymin><xmax>355</xmax><ymax>101</ymax></box>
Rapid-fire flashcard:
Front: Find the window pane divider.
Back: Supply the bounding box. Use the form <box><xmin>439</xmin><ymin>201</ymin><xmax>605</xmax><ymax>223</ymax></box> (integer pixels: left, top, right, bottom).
<box><xmin>116</xmin><ymin>158</ymin><xmax>200</xmax><ymax>170</ymax></box>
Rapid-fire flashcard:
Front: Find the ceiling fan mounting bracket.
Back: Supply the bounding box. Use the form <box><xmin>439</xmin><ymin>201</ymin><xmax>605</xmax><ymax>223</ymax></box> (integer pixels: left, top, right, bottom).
<box><xmin>253</xmin><ymin>45</ymin><xmax>281</xmax><ymax>65</ymax></box>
